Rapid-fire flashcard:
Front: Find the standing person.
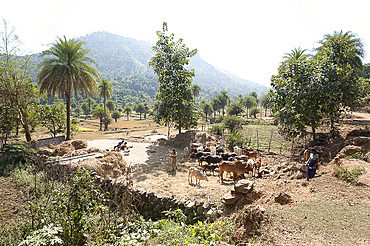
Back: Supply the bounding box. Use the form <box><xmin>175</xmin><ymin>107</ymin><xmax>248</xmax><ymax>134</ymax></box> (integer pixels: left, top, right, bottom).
<box><xmin>307</xmin><ymin>148</ymin><xmax>319</xmax><ymax>180</ymax></box>
<box><xmin>170</xmin><ymin>148</ymin><xmax>177</xmax><ymax>172</ymax></box>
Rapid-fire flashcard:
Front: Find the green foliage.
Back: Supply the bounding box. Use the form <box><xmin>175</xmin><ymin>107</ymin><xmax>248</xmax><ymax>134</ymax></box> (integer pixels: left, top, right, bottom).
<box><xmin>346</xmin><ymin>152</ymin><xmax>369</xmax><ymax>162</ymax></box>
<box><xmin>0</xmin><ymin>21</ymin><xmax>40</xmax><ymax>142</ymax></box>
<box><xmin>209</xmin><ymin>124</ymin><xmax>224</xmax><ymax>136</ymax></box>
<box><xmin>226</xmin><ymin>130</ymin><xmax>247</xmax><ymax>149</ymax></box>
<box><xmin>112</xmin><ymin>111</ymin><xmax>121</xmax><ymax>122</ymax></box>
<box><xmin>226</xmin><ymin>100</ymin><xmax>244</xmax><ymax>116</ymax></box>
<box><xmin>333</xmin><ymin>166</ymin><xmax>366</xmax><ymax>184</ymax></box>
<box><xmin>188</xmin><ymin>220</ymin><xmax>234</xmax><ymax>245</ymax></box>
<box><xmin>222</xmin><ymin>115</ymin><xmax>242</xmax><ymax>133</ymax></box>
<box><xmin>249</xmin><ymin>107</ymin><xmax>260</xmax><ymax>118</ymax></box>
<box><xmin>38</xmin><ymin>102</ymin><xmax>66</xmax><ymax>137</ymax></box>
<box><xmin>149</xmin><ymin>22</ymin><xmax>199</xmax><ymax>134</ymax></box>
<box><xmin>0</xmin><ymin>141</ymin><xmax>36</xmax><ymax>176</ymax></box>
<box><xmin>270</xmin><ymin>31</ymin><xmax>365</xmax><ymax>143</ymax></box>
<box><xmin>19</xmin><ymin>224</ymin><xmax>63</xmax><ymax>246</ymax></box>
<box><xmin>38</xmin><ymin>36</ymin><xmax>99</xmax><ymax>140</ymax></box>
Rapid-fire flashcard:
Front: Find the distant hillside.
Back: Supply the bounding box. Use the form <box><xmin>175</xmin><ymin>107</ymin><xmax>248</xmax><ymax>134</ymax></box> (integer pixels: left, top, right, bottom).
<box><xmin>77</xmin><ymin>32</ymin><xmax>269</xmax><ymax>99</ymax></box>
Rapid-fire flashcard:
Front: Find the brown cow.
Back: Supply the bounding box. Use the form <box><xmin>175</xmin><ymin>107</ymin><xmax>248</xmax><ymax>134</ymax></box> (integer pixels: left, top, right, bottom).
<box><xmin>219</xmin><ymin>160</ymin><xmax>253</xmax><ymax>182</ymax></box>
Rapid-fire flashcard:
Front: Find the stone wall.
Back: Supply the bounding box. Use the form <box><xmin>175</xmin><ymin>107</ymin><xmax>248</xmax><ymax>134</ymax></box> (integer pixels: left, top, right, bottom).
<box><xmin>93</xmin><ymin>174</ymin><xmax>218</xmax><ymax>222</ymax></box>
<box><xmin>34</xmin><ymin>136</ymin><xmax>65</xmax><ymax>148</ymax></box>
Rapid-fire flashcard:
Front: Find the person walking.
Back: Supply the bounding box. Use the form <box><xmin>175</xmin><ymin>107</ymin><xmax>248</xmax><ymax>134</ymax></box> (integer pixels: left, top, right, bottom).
<box><xmin>307</xmin><ymin>148</ymin><xmax>319</xmax><ymax>180</ymax></box>
<box><xmin>170</xmin><ymin>148</ymin><xmax>177</xmax><ymax>172</ymax></box>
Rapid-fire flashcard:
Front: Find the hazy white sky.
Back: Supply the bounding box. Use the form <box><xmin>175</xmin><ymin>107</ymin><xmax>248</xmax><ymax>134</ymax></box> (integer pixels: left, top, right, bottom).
<box><xmin>1</xmin><ymin>0</ymin><xmax>370</xmax><ymax>87</ymax></box>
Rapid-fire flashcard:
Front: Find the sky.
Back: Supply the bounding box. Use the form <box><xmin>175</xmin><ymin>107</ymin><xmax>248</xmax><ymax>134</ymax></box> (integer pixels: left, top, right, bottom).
<box><xmin>1</xmin><ymin>0</ymin><xmax>370</xmax><ymax>87</ymax></box>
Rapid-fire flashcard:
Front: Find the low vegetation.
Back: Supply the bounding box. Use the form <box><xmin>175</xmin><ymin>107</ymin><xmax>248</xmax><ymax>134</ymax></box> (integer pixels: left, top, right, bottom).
<box><xmin>333</xmin><ymin>166</ymin><xmax>367</xmax><ymax>184</ymax></box>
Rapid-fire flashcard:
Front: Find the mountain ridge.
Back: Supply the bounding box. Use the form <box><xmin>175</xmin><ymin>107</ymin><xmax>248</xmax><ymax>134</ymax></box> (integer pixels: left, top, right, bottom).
<box><xmin>78</xmin><ymin>31</ymin><xmax>269</xmax><ymax>99</ymax></box>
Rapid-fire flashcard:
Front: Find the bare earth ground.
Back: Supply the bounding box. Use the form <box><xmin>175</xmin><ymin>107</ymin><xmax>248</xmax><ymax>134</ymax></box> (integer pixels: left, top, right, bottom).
<box><xmin>2</xmin><ymin>113</ymin><xmax>370</xmax><ymax>245</ymax></box>
<box><xmin>82</xmin><ymin>113</ymin><xmax>370</xmax><ymax>245</ymax></box>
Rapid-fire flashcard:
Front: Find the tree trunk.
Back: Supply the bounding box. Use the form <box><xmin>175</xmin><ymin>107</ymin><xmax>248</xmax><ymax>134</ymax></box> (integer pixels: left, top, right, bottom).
<box><xmin>66</xmin><ymin>94</ymin><xmax>71</xmax><ymax>140</ymax></box>
<box><xmin>103</xmin><ymin>98</ymin><xmax>108</xmax><ymax>131</ymax></box>
<box><xmin>19</xmin><ymin>109</ymin><xmax>32</xmax><ymax>142</ymax></box>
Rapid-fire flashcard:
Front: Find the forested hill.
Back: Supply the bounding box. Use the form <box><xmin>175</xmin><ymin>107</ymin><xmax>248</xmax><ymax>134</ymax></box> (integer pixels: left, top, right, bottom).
<box><xmin>78</xmin><ymin>31</ymin><xmax>269</xmax><ymax>99</ymax></box>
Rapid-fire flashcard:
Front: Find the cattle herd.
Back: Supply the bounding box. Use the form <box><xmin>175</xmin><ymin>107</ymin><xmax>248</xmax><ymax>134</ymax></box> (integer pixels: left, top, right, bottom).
<box><xmin>185</xmin><ymin>143</ymin><xmax>261</xmax><ymax>185</ymax></box>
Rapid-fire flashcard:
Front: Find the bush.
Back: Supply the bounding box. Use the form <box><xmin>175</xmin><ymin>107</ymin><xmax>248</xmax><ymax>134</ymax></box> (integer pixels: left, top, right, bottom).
<box><xmin>333</xmin><ymin>166</ymin><xmax>367</xmax><ymax>184</ymax></box>
<box><xmin>209</xmin><ymin>124</ymin><xmax>224</xmax><ymax>136</ymax></box>
<box><xmin>226</xmin><ymin>130</ymin><xmax>246</xmax><ymax>149</ymax></box>
<box><xmin>0</xmin><ymin>141</ymin><xmax>37</xmax><ymax>176</ymax></box>
<box><xmin>222</xmin><ymin>115</ymin><xmax>242</xmax><ymax>133</ymax></box>
<box><xmin>346</xmin><ymin>152</ymin><xmax>368</xmax><ymax>162</ymax></box>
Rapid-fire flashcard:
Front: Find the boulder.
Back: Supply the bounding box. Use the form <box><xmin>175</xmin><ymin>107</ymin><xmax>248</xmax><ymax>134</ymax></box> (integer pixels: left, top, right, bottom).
<box><xmin>234</xmin><ymin>180</ymin><xmax>254</xmax><ymax>194</ymax></box>
<box><xmin>221</xmin><ymin>193</ymin><xmax>242</xmax><ymax>205</ymax></box>
<box><xmin>274</xmin><ymin>191</ymin><xmax>292</xmax><ymax>205</ymax></box>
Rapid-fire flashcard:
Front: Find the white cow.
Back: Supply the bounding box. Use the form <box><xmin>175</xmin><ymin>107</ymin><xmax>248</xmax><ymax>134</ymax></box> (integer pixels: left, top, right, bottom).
<box><xmin>188</xmin><ymin>166</ymin><xmax>208</xmax><ymax>186</ymax></box>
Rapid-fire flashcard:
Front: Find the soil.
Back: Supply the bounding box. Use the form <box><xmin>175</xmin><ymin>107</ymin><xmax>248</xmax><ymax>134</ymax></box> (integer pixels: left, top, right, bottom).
<box><xmin>2</xmin><ymin>112</ymin><xmax>370</xmax><ymax>245</ymax></box>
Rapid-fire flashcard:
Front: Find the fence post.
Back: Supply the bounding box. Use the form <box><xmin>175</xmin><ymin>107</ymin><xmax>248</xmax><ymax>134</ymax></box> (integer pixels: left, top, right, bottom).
<box><xmin>268</xmin><ymin>129</ymin><xmax>274</xmax><ymax>152</ymax></box>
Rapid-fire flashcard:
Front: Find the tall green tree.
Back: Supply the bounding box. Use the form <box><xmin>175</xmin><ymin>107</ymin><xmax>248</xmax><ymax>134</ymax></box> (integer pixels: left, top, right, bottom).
<box><xmin>149</xmin><ymin>22</ymin><xmax>198</xmax><ymax>136</ymax></box>
<box><xmin>135</xmin><ymin>103</ymin><xmax>145</xmax><ymax>120</ymax></box>
<box><xmin>191</xmin><ymin>84</ymin><xmax>201</xmax><ymax>98</ymax></box>
<box><xmin>270</xmin><ymin>49</ymin><xmax>322</xmax><ymax>142</ymax></box>
<box><xmin>98</xmin><ymin>79</ymin><xmax>113</xmax><ymax>131</ymax></box>
<box><xmin>226</xmin><ymin>100</ymin><xmax>244</xmax><ymax>116</ymax></box>
<box><xmin>123</xmin><ymin>105</ymin><xmax>132</xmax><ymax>121</ymax></box>
<box><xmin>242</xmin><ymin>96</ymin><xmax>257</xmax><ymax>118</ymax></box>
<box><xmin>92</xmin><ymin>104</ymin><xmax>105</xmax><ymax>131</ymax></box>
<box><xmin>38</xmin><ymin>36</ymin><xmax>99</xmax><ymax>140</ymax></box>
<box><xmin>39</xmin><ymin>102</ymin><xmax>66</xmax><ymax>137</ymax></box>
<box><xmin>217</xmin><ymin>90</ymin><xmax>230</xmax><ymax>116</ymax></box>
<box><xmin>315</xmin><ymin>30</ymin><xmax>364</xmax><ymax>129</ymax></box>
<box><xmin>0</xmin><ymin>20</ymin><xmax>39</xmax><ymax>142</ymax></box>
<box><xmin>200</xmin><ymin>99</ymin><xmax>213</xmax><ymax>122</ymax></box>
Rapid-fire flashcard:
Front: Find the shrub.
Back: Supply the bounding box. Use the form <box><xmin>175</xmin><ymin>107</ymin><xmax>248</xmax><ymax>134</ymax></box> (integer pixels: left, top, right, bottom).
<box><xmin>226</xmin><ymin>130</ymin><xmax>246</xmax><ymax>149</ymax></box>
<box><xmin>346</xmin><ymin>152</ymin><xmax>368</xmax><ymax>162</ymax></box>
<box><xmin>209</xmin><ymin>124</ymin><xmax>224</xmax><ymax>136</ymax></box>
<box><xmin>333</xmin><ymin>166</ymin><xmax>366</xmax><ymax>184</ymax></box>
<box><xmin>222</xmin><ymin>115</ymin><xmax>242</xmax><ymax>133</ymax></box>
<box><xmin>0</xmin><ymin>141</ymin><xmax>37</xmax><ymax>176</ymax></box>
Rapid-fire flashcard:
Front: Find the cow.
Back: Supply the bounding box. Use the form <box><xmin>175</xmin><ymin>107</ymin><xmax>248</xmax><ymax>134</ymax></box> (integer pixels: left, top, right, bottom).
<box><xmin>200</xmin><ymin>155</ymin><xmax>223</xmax><ymax>165</ymax></box>
<box><xmin>253</xmin><ymin>157</ymin><xmax>262</xmax><ymax>176</ymax></box>
<box><xmin>215</xmin><ymin>145</ymin><xmax>224</xmax><ymax>155</ymax></box>
<box><xmin>183</xmin><ymin>146</ymin><xmax>190</xmax><ymax>159</ymax></box>
<box><xmin>202</xmin><ymin>164</ymin><xmax>218</xmax><ymax>176</ymax></box>
<box><xmin>246</xmin><ymin>150</ymin><xmax>259</xmax><ymax>160</ymax></box>
<box><xmin>233</xmin><ymin>146</ymin><xmax>243</xmax><ymax>156</ymax></box>
<box><xmin>191</xmin><ymin>152</ymin><xmax>212</xmax><ymax>165</ymax></box>
<box><xmin>188</xmin><ymin>166</ymin><xmax>208</xmax><ymax>185</ymax></box>
<box><xmin>190</xmin><ymin>143</ymin><xmax>202</xmax><ymax>153</ymax></box>
<box><xmin>219</xmin><ymin>160</ymin><xmax>254</xmax><ymax>182</ymax></box>
<box><xmin>221</xmin><ymin>152</ymin><xmax>237</xmax><ymax>161</ymax></box>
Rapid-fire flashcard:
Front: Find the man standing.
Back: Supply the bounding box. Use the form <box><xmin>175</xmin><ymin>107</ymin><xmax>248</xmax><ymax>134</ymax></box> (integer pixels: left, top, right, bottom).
<box><xmin>170</xmin><ymin>148</ymin><xmax>177</xmax><ymax>172</ymax></box>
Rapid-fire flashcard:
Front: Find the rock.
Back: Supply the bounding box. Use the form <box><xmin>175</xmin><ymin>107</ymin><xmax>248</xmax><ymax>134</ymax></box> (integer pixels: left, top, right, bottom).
<box><xmin>221</xmin><ymin>193</ymin><xmax>242</xmax><ymax>205</ymax></box>
<box><xmin>234</xmin><ymin>180</ymin><xmax>254</xmax><ymax>194</ymax></box>
<box><xmin>274</xmin><ymin>191</ymin><xmax>292</xmax><ymax>205</ymax></box>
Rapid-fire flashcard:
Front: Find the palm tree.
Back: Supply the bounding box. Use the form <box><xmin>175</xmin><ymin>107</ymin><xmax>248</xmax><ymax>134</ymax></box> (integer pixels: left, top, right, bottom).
<box><xmin>98</xmin><ymin>79</ymin><xmax>113</xmax><ymax>131</ymax></box>
<box><xmin>92</xmin><ymin>104</ymin><xmax>105</xmax><ymax>131</ymax></box>
<box><xmin>123</xmin><ymin>106</ymin><xmax>132</xmax><ymax>121</ymax></box>
<box><xmin>283</xmin><ymin>47</ymin><xmax>308</xmax><ymax>60</ymax></box>
<box><xmin>38</xmin><ymin>36</ymin><xmax>99</xmax><ymax>140</ymax></box>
